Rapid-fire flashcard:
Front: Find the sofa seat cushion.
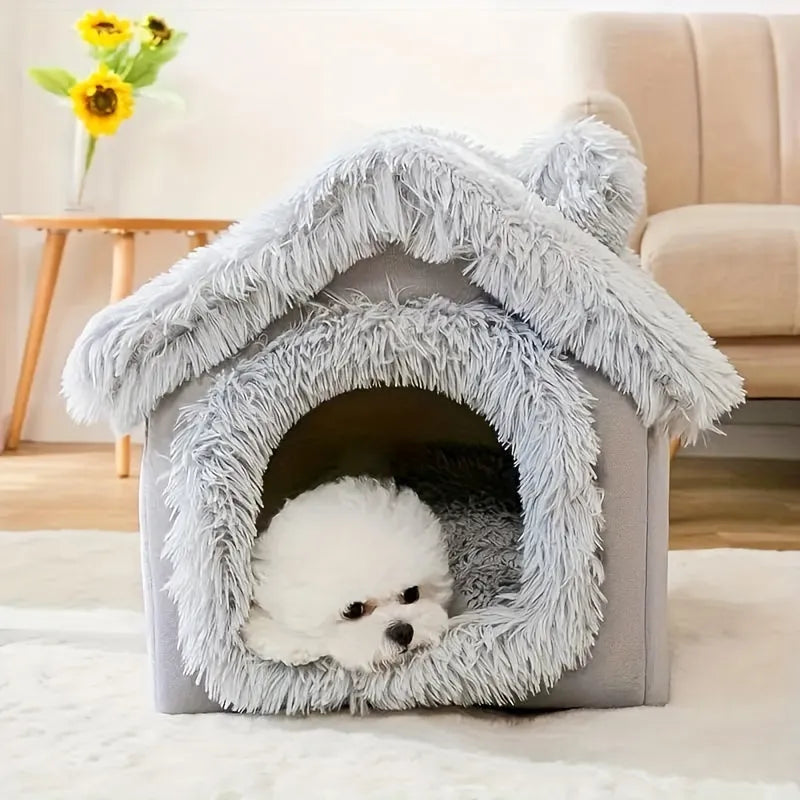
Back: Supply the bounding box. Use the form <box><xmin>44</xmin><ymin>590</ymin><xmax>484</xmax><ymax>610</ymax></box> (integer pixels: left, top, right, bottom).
<box><xmin>640</xmin><ymin>204</ymin><xmax>800</xmax><ymax>337</ymax></box>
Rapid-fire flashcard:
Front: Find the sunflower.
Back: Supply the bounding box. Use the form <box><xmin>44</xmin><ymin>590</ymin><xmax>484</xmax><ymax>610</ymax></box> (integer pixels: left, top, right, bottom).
<box><xmin>140</xmin><ymin>14</ymin><xmax>173</xmax><ymax>47</ymax></box>
<box><xmin>69</xmin><ymin>65</ymin><xmax>134</xmax><ymax>137</ymax></box>
<box><xmin>75</xmin><ymin>10</ymin><xmax>132</xmax><ymax>48</ymax></box>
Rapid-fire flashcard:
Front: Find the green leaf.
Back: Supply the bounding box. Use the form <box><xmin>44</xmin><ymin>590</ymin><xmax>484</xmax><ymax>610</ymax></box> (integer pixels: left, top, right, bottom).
<box><xmin>84</xmin><ymin>134</ymin><xmax>97</xmax><ymax>175</ymax></box>
<box><xmin>140</xmin><ymin>31</ymin><xmax>186</xmax><ymax>65</ymax></box>
<box><xmin>124</xmin><ymin>56</ymin><xmax>161</xmax><ymax>89</ymax></box>
<box><xmin>103</xmin><ymin>43</ymin><xmax>130</xmax><ymax>73</ymax></box>
<box><xmin>119</xmin><ymin>29</ymin><xmax>186</xmax><ymax>88</ymax></box>
<box><xmin>154</xmin><ymin>46</ymin><xmax>179</xmax><ymax>66</ymax></box>
<box><xmin>28</xmin><ymin>67</ymin><xmax>77</xmax><ymax>97</ymax></box>
<box><xmin>163</xmin><ymin>30</ymin><xmax>187</xmax><ymax>53</ymax></box>
<box><xmin>86</xmin><ymin>42</ymin><xmax>131</xmax><ymax>75</ymax></box>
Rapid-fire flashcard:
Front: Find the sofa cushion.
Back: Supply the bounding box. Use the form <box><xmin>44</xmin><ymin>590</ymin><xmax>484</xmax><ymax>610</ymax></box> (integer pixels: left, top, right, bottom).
<box><xmin>718</xmin><ymin>337</ymin><xmax>800</xmax><ymax>398</ymax></box>
<box><xmin>641</xmin><ymin>204</ymin><xmax>800</xmax><ymax>337</ymax></box>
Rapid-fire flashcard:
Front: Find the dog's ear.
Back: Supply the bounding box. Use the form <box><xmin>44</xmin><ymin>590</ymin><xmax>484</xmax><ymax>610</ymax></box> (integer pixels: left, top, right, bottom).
<box><xmin>241</xmin><ymin>606</ymin><xmax>328</xmax><ymax>666</ymax></box>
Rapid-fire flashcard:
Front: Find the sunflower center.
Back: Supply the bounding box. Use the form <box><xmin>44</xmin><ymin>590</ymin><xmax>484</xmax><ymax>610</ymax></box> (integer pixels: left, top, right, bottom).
<box><xmin>148</xmin><ymin>18</ymin><xmax>166</xmax><ymax>32</ymax></box>
<box><xmin>94</xmin><ymin>21</ymin><xmax>118</xmax><ymax>31</ymax></box>
<box><xmin>87</xmin><ymin>87</ymin><xmax>118</xmax><ymax>116</ymax></box>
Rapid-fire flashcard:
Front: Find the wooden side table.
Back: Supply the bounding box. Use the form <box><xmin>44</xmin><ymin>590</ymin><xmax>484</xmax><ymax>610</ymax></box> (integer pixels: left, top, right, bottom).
<box><xmin>2</xmin><ymin>215</ymin><xmax>233</xmax><ymax>477</ymax></box>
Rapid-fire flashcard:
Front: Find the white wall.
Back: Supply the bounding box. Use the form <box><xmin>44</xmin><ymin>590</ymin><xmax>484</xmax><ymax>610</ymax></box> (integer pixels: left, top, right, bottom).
<box><xmin>1</xmin><ymin>1</ymin><xmax>22</xmax><ymax>431</ymax></box>
<box><xmin>5</xmin><ymin>0</ymin><xmax>800</xmax><ymax>443</ymax></box>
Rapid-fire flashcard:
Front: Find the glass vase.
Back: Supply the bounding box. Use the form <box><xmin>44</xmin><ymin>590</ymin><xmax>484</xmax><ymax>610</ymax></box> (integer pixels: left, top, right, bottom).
<box><xmin>66</xmin><ymin>119</ymin><xmax>97</xmax><ymax>213</ymax></box>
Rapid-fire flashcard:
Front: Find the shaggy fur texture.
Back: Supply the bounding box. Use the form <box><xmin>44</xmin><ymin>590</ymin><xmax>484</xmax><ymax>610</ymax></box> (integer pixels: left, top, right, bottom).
<box><xmin>62</xmin><ymin>121</ymin><xmax>743</xmax><ymax>444</ymax></box>
<box><xmin>61</xmin><ymin>121</ymin><xmax>744</xmax><ymax>714</ymax></box>
<box><xmin>164</xmin><ymin>297</ymin><xmax>605</xmax><ymax>713</ymax></box>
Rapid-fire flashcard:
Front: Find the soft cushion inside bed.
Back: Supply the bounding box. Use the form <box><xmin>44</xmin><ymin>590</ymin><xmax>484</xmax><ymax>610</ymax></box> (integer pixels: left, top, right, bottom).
<box><xmin>394</xmin><ymin>445</ymin><xmax>522</xmax><ymax>612</ymax></box>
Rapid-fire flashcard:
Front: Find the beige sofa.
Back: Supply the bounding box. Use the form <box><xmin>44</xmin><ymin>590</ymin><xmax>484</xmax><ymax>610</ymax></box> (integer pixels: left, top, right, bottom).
<box><xmin>565</xmin><ymin>13</ymin><xmax>800</xmax><ymax>398</ymax></box>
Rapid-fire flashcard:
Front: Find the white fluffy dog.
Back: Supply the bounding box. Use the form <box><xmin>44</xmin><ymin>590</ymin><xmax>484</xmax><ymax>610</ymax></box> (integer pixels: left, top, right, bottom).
<box><xmin>242</xmin><ymin>476</ymin><xmax>453</xmax><ymax>671</ymax></box>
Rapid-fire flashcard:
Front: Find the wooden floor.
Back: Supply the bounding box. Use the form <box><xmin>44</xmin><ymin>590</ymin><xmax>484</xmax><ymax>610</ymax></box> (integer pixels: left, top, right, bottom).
<box><xmin>669</xmin><ymin>455</ymin><xmax>800</xmax><ymax>549</ymax></box>
<box><xmin>0</xmin><ymin>443</ymin><xmax>142</xmax><ymax>532</ymax></box>
<box><xmin>0</xmin><ymin>443</ymin><xmax>798</xmax><ymax>549</ymax></box>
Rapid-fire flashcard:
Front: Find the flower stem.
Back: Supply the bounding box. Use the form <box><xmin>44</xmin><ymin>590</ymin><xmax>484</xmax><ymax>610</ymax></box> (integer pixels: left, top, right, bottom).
<box><xmin>77</xmin><ymin>135</ymin><xmax>97</xmax><ymax>205</ymax></box>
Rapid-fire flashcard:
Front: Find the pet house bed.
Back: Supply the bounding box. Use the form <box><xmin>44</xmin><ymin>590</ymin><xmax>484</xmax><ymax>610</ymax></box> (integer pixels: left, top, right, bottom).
<box><xmin>63</xmin><ymin>121</ymin><xmax>743</xmax><ymax>715</ymax></box>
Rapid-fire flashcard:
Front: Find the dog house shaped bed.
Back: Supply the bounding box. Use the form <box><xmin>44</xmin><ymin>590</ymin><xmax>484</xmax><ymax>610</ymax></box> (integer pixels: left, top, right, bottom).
<box><xmin>63</xmin><ymin>121</ymin><xmax>743</xmax><ymax>715</ymax></box>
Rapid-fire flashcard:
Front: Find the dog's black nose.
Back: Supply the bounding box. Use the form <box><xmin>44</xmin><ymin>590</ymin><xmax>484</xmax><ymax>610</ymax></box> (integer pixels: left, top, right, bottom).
<box><xmin>386</xmin><ymin>621</ymin><xmax>414</xmax><ymax>648</ymax></box>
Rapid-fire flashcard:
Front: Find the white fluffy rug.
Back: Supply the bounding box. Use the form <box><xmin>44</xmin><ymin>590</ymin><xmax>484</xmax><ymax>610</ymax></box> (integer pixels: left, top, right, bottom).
<box><xmin>1</xmin><ymin>531</ymin><xmax>798</xmax><ymax>799</ymax></box>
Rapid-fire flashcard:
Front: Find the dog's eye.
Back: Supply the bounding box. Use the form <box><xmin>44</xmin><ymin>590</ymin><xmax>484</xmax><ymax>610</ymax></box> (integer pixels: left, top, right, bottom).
<box><xmin>342</xmin><ymin>602</ymin><xmax>365</xmax><ymax>620</ymax></box>
<box><xmin>401</xmin><ymin>586</ymin><xmax>419</xmax><ymax>604</ymax></box>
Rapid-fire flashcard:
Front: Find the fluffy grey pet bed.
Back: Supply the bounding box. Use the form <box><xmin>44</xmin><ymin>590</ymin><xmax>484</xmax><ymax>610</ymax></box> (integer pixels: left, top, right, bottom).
<box><xmin>62</xmin><ymin>120</ymin><xmax>743</xmax><ymax>715</ymax></box>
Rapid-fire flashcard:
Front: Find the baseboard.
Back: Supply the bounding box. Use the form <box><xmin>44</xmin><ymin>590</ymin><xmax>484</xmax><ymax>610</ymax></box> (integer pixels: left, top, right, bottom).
<box><xmin>723</xmin><ymin>400</ymin><xmax>800</xmax><ymax>426</ymax></box>
<box><xmin>683</xmin><ymin>423</ymin><xmax>800</xmax><ymax>461</ymax></box>
<box><xmin>681</xmin><ymin>400</ymin><xmax>800</xmax><ymax>461</ymax></box>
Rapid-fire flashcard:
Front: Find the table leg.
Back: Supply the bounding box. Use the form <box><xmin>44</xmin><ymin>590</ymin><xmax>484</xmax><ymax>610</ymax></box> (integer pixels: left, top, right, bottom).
<box><xmin>187</xmin><ymin>231</ymin><xmax>208</xmax><ymax>251</ymax></box>
<box><xmin>4</xmin><ymin>230</ymin><xmax>68</xmax><ymax>451</ymax></box>
<box><xmin>110</xmin><ymin>232</ymin><xmax>136</xmax><ymax>478</ymax></box>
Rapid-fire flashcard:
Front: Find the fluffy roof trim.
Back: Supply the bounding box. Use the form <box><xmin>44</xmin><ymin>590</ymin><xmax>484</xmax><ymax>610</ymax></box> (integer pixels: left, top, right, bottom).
<box><xmin>62</xmin><ymin>124</ymin><xmax>742</xmax><ymax>439</ymax></box>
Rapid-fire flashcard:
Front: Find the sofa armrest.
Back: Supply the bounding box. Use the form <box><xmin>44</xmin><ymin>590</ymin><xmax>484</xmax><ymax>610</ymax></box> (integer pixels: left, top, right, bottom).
<box><xmin>558</xmin><ymin>91</ymin><xmax>648</xmax><ymax>252</ymax></box>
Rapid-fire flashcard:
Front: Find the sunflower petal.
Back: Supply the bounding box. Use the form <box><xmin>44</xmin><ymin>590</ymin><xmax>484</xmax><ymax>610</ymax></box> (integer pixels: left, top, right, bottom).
<box><xmin>75</xmin><ymin>10</ymin><xmax>132</xmax><ymax>49</ymax></box>
<box><xmin>69</xmin><ymin>65</ymin><xmax>135</xmax><ymax>137</ymax></box>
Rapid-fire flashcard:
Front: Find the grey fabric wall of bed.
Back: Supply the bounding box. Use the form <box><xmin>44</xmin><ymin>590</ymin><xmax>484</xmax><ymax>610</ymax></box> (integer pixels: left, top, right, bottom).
<box><xmin>62</xmin><ymin>122</ymin><xmax>743</xmax><ymax>715</ymax></box>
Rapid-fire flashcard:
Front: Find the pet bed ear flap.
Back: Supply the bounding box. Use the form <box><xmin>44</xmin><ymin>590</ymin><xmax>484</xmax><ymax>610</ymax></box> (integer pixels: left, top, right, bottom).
<box><xmin>509</xmin><ymin>117</ymin><xmax>645</xmax><ymax>256</ymax></box>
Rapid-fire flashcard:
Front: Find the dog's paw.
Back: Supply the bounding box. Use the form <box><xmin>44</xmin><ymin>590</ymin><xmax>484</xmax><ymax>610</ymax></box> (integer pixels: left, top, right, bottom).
<box><xmin>241</xmin><ymin>606</ymin><xmax>326</xmax><ymax>667</ymax></box>
<box><xmin>240</xmin><ymin>607</ymin><xmax>272</xmax><ymax>656</ymax></box>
